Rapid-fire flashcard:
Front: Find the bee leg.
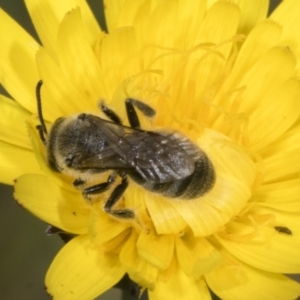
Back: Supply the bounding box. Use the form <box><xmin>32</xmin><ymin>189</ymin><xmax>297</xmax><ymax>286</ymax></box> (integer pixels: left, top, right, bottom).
<box><xmin>100</xmin><ymin>102</ymin><xmax>122</xmax><ymax>124</ymax></box>
<box><xmin>104</xmin><ymin>175</ymin><xmax>135</xmax><ymax>219</ymax></box>
<box><xmin>81</xmin><ymin>172</ymin><xmax>117</xmax><ymax>199</ymax></box>
<box><xmin>125</xmin><ymin>98</ymin><xmax>156</xmax><ymax>129</ymax></box>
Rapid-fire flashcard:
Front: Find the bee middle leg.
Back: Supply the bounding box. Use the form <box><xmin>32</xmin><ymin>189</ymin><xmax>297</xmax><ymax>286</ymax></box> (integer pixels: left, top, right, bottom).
<box><xmin>78</xmin><ymin>172</ymin><xmax>134</xmax><ymax>219</ymax></box>
<box><xmin>104</xmin><ymin>174</ymin><xmax>135</xmax><ymax>219</ymax></box>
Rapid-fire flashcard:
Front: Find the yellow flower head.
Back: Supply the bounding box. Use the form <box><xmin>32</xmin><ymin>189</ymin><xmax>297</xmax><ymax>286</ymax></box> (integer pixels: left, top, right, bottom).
<box><xmin>1</xmin><ymin>0</ymin><xmax>300</xmax><ymax>299</ymax></box>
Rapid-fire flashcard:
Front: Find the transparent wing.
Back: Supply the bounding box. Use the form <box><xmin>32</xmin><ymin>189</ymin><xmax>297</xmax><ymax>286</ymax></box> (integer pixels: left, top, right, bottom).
<box><xmin>75</xmin><ymin>146</ymin><xmax>132</xmax><ymax>170</ymax></box>
<box><xmin>126</xmin><ymin>130</ymin><xmax>201</xmax><ymax>182</ymax></box>
<box><xmin>85</xmin><ymin>115</ymin><xmax>202</xmax><ymax>183</ymax></box>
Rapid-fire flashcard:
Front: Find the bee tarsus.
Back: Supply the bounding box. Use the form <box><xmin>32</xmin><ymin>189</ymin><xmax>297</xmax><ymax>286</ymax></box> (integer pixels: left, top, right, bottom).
<box><xmin>103</xmin><ymin>174</ymin><xmax>134</xmax><ymax>219</ymax></box>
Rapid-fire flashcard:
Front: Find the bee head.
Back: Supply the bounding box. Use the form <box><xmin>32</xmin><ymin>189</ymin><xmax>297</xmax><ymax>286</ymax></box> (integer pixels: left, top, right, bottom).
<box><xmin>46</xmin><ymin>115</ymin><xmax>90</xmax><ymax>172</ymax></box>
<box><xmin>35</xmin><ymin>81</ymin><xmax>101</xmax><ymax>174</ymax></box>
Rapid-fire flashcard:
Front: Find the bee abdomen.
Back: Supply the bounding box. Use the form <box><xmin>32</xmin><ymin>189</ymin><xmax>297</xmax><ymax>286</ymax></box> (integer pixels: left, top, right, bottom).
<box><xmin>162</xmin><ymin>154</ymin><xmax>215</xmax><ymax>199</ymax></box>
<box><xmin>129</xmin><ymin>153</ymin><xmax>215</xmax><ymax>199</ymax></box>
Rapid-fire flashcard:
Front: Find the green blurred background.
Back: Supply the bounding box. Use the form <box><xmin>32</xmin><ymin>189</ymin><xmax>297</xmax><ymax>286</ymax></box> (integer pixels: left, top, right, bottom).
<box><xmin>0</xmin><ymin>0</ymin><xmax>290</xmax><ymax>300</ymax></box>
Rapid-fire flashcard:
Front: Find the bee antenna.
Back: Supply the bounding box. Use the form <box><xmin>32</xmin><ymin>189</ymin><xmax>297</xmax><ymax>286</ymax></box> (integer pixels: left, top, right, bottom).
<box><xmin>36</xmin><ymin>80</ymin><xmax>48</xmax><ymax>143</ymax></box>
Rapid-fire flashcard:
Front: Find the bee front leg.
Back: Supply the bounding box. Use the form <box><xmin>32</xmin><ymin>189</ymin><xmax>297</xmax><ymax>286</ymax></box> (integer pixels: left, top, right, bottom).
<box><xmin>104</xmin><ymin>175</ymin><xmax>135</xmax><ymax>219</ymax></box>
<box><xmin>100</xmin><ymin>102</ymin><xmax>122</xmax><ymax>124</ymax></box>
<box><xmin>76</xmin><ymin>172</ymin><xmax>117</xmax><ymax>200</ymax></box>
<box><xmin>125</xmin><ymin>98</ymin><xmax>156</xmax><ymax>129</ymax></box>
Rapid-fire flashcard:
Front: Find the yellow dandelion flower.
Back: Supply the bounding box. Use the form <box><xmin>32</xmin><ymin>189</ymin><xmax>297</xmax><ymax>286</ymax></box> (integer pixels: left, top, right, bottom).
<box><xmin>1</xmin><ymin>0</ymin><xmax>300</xmax><ymax>299</ymax></box>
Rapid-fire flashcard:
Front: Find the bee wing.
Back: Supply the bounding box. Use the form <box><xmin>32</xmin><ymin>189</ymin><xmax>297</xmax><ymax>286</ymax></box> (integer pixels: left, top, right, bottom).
<box><xmin>88</xmin><ymin>115</ymin><xmax>201</xmax><ymax>183</ymax></box>
<box><xmin>72</xmin><ymin>115</ymin><xmax>134</xmax><ymax>172</ymax></box>
<box><xmin>75</xmin><ymin>146</ymin><xmax>132</xmax><ymax>170</ymax></box>
<box><xmin>127</xmin><ymin>130</ymin><xmax>201</xmax><ymax>182</ymax></box>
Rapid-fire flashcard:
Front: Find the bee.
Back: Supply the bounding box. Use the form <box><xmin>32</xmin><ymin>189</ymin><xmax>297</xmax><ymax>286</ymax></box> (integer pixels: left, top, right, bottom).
<box><xmin>36</xmin><ymin>81</ymin><xmax>215</xmax><ymax>219</ymax></box>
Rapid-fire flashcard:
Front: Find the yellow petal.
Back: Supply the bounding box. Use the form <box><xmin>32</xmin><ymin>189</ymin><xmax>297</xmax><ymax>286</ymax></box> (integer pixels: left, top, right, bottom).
<box><xmin>14</xmin><ymin>174</ymin><xmax>89</xmax><ymax>234</ymax></box>
<box><xmin>56</xmin><ymin>8</ymin><xmax>107</xmax><ymax>105</ymax></box>
<box><xmin>260</xmin><ymin>124</ymin><xmax>300</xmax><ymax>182</ymax></box>
<box><xmin>216</xmin><ymin>207</ymin><xmax>300</xmax><ymax>273</ymax></box>
<box><xmin>271</xmin><ymin>0</ymin><xmax>300</xmax><ymax>66</ymax></box>
<box><xmin>0</xmin><ymin>8</ymin><xmax>39</xmax><ymax>112</ymax></box>
<box><xmin>196</xmin><ymin>2</ymin><xmax>240</xmax><ymax>51</ymax></box>
<box><xmin>119</xmin><ymin>231</ymin><xmax>158</xmax><ymax>290</ymax></box>
<box><xmin>143</xmin><ymin>185</ymin><xmax>187</xmax><ymax>235</ymax></box>
<box><xmin>198</xmin><ymin>129</ymin><xmax>255</xmax><ymax>187</ymax></box>
<box><xmin>98</xmin><ymin>26</ymin><xmax>140</xmax><ymax>103</ymax></box>
<box><xmin>213</xmin><ymin>46</ymin><xmax>297</xmax><ymax>139</ymax></box>
<box><xmin>261</xmin><ymin>124</ymin><xmax>300</xmax><ymax>158</ymax></box>
<box><xmin>103</xmin><ymin>0</ymin><xmax>127</xmax><ymax>32</ymax></box>
<box><xmin>0</xmin><ymin>141</ymin><xmax>42</xmax><ymax>185</ymax></box>
<box><xmin>145</xmin><ymin>0</ymin><xmax>178</xmax><ymax>48</ymax></box>
<box><xmin>114</xmin><ymin>0</ymin><xmax>153</xmax><ymax>48</ymax></box>
<box><xmin>263</xmin><ymin>147</ymin><xmax>300</xmax><ymax>183</ymax></box>
<box><xmin>220</xmin><ymin>20</ymin><xmax>282</xmax><ymax>98</ymax></box>
<box><xmin>253</xmin><ymin>178</ymin><xmax>300</xmax><ymax>212</ymax></box>
<box><xmin>25</xmin><ymin>0</ymin><xmax>100</xmax><ymax>58</ymax></box>
<box><xmin>206</xmin><ymin>252</ymin><xmax>300</xmax><ymax>300</ymax></box>
<box><xmin>36</xmin><ymin>48</ymin><xmax>93</xmax><ymax>122</ymax></box>
<box><xmin>46</xmin><ymin>235</ymin><xmax>125</xmax><ymax>299</ymax></box>
<box><xmin>169</xmin><ymin>173</ymin><xmax>250</xmax><ymax>237</ymax></box>
<box><xmin>239</xmin><ymin>45</ymin><xmax>296</xmax><ymax>110</ymax></box>
<box><xmin>136</xmin><ymin>228</ymin><xmax>175</xmax><ymax>270</ymax></box>
<box><xmin>172</xmin><ymin>0</ymin><xmax>207</xmax><ymax>49</ymax></box>
<box><xmin>149</xmin><ymin>267</ymin><xmax>211</xmax><ymax>300</ymax></box>
<box><xmin>207</xmin><ymin>0</ymin><xmax>268</xmax><ymax>35</ymax></box>
<box><xmin>90</xmin><ymin>205</ymin><xmax>130</xmax><ymax>245</ymax></box>
<box><xmin>192</xmin><ymin>1</ymin><xmax>241</xmax><ymax>122</ymax></box>
<box><xmin>210</xmin><ymin>20</ymin><xmax>282</xmax><ymax>129</ymax></box>
<box><xmin>236</xmin><ymin>0</ymin><xmax>269</xmax><ymax>35</ymax></box>
<box><xmin>0</xmin><ymin>95</ymin><xmax>32</xmax><ymax>148</ymax></box>
<box><xmin>176</xmin><ymin>233</ymin><xmax>224</xmax><ymax>276</ymax></box>
<box><xmin>248</xmin><ymin>77</ymin><xmax>300</xmax><ymax>152</ymax></box>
